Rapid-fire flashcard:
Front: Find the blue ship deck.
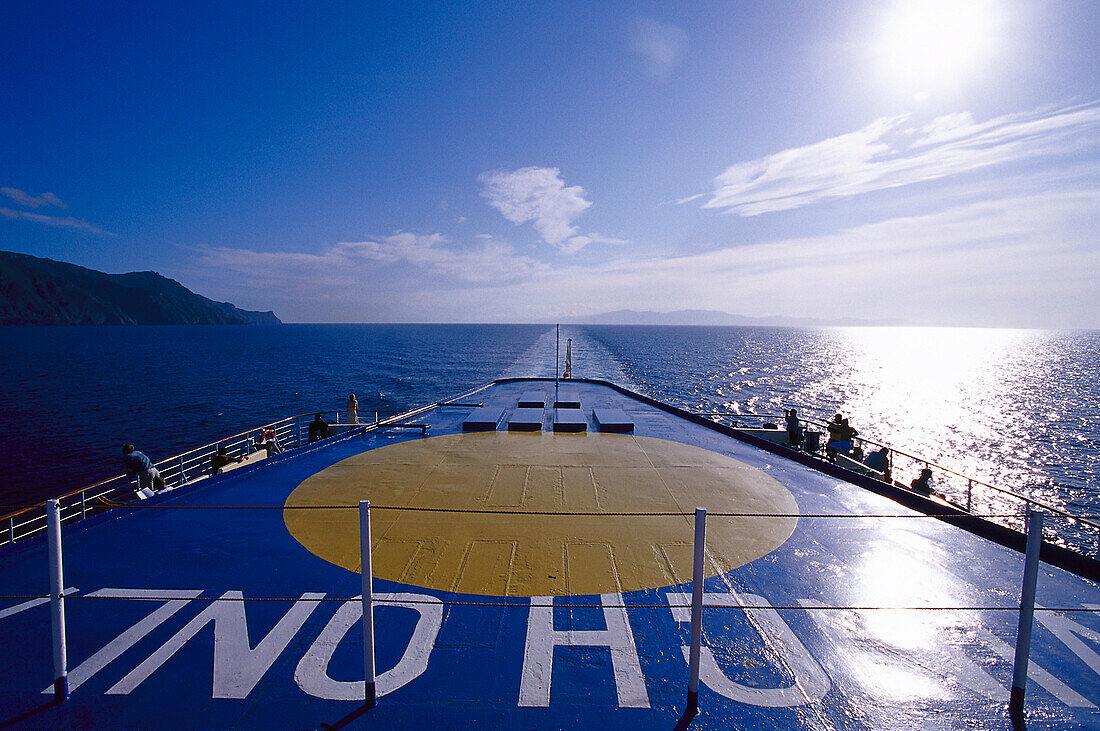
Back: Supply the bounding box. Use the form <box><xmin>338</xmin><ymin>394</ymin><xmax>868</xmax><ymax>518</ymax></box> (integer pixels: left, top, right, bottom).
<box><xmin>2</xmin><ymin>379</ymin><xmax>1100</xmax><ymax>729</ymax></box>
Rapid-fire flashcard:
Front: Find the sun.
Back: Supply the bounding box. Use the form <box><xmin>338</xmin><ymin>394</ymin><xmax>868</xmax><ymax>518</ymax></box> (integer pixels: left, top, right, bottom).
<box><xmin>873</xmin><ymin>0</ymin><xmax>1002</xmax><ymax>97</ymax></box>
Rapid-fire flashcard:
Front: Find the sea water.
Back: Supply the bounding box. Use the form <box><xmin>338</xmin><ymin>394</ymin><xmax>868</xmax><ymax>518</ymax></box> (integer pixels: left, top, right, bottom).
<box><xmin>2</xmin><ymin>324</ymin><xmax>1098</xmax><ymax>538</ymax></box>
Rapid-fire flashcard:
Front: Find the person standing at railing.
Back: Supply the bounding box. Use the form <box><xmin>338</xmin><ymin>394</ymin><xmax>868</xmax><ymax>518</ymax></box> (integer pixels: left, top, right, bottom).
<box><xmin>825</xmin><ymin>415</ymin><xmax>845</xmax><ymax>461</ymax></box>
<box><xmin>784</xmin><ymin>409</ymin><xmax>804</xmax><ymax>449</ymax></box>
<box><xmin>347</xmin><ymin>393</ymin><xmax>359</xmax><ymax>424</ymax></box>
<box><xmin>122</xmin><ymin>444</ymin><xmax>166</xmax><ymax>494</ymax></box>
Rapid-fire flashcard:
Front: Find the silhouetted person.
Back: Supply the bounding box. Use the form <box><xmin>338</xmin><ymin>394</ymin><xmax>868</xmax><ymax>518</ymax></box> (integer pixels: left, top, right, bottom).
<box><xmin>308</xmin><ymin>413</ymin><xmax>329</xmax><ymax>443</ymax></box>
<box><xmin>123</xmin><ymin>444</ymin><xmax>166</xmax><ymax>493</ymax></box>
<box><xmin>864</xmin><ymin>447</ymin><xmax>891</xmax><ymax>481</ymax></box>
<box><xmin>826</xmin><ymin>414</ymin><xmax>850</xmax><ymax>461</ymax></box>
<box><xmin>911</xmin><ymin>468</ymin><xmax>934</xmax><ymax>495</ymax></box>
<box><xmin>784</xmin><ymin>409</ymin><xmax>803</xmax><ymax>449</ymax></box>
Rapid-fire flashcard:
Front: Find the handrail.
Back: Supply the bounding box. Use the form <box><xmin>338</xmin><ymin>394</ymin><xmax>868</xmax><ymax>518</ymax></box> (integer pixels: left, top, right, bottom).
<box><xmin>793</xmin><ymin>415</ymin><xmax>1100</xmax><ymax>536</ymax></box>
<box><xmin>683</xmin><ymin>407</ymin><xmax>1100</xmax><ymax>541</ymax></box>
<box><xmin>0</xmin><ymin>409</ymin><xmax>348</xmax><ymax>523</ymax></box>
<box><xmin>0</xmin><ymin>381</ymin><xmax>495</xmax><ymax>547</ymax></box>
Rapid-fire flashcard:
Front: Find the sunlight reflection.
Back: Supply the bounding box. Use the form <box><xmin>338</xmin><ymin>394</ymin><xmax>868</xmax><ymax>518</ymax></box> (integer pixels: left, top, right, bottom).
<box><xmin>854</xmin><ymin>541</ymin><xmax>954</xmax><ymax>652</ymax></box>
<box><xmin>849</xmin><ymin>659</ymin><xmax>948</xmax><ymax>703</ymax></box>
<box><xmin>822</xmin><ymin>327</ymin><xmax>1036</xmax><ymax>503</ymax></box>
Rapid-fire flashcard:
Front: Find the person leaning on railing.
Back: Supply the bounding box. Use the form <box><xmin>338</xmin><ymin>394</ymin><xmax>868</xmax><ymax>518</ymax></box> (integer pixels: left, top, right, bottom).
<box><xmin>122</xmin><ymin>444</ymin><xmax>166</xmax><ymax>493</ymax></box>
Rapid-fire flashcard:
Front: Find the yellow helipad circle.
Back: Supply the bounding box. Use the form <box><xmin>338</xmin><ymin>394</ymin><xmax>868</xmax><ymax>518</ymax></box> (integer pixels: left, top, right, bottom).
<box><xmin>284</xmin><ymin>432</ymin><xmax>797</xmax><ymax>597</ymax></box>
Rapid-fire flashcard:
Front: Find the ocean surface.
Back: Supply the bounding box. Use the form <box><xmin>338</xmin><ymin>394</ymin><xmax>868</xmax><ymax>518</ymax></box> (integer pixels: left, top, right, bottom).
<box><xmin>2</xmin><ymin>324</ymin><xmax>1098</xmax><ymax>546</ymax></box>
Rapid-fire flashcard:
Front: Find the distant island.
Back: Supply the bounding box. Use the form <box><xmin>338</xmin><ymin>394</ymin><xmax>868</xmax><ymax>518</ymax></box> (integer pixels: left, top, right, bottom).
<box><xmin>571</xmin><ymin>309</ymin><xmax>895</xmax><ymax>327</ymax></box>
<box><xmin>0</xmin><ymin>250</ymin><xmax>280</xmax><ymax>326</ymax></box>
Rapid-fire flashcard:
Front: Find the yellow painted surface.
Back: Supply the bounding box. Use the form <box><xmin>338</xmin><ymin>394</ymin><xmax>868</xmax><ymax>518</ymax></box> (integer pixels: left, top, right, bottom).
<box><xmin>284</xmin><ymin>432</ymin><xmax>798</xmax><ymax>596</ymax></box>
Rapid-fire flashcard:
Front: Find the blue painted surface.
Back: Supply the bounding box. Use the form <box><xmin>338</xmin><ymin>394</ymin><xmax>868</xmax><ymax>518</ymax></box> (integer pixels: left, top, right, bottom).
<box><xmin>2</xmin><ymin>380</ymin><xmax>1100</xmax><ymax>729</ymax></box>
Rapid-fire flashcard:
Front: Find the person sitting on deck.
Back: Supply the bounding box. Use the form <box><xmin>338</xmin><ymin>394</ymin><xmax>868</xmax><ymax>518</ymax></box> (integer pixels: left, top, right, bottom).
<box><xmin>123</xmin><ymin>444</ymin><xmax>166</xmax><ymax>493</ymax></box>
<box><xmin>911</xmin><ymin>467</ymin><xmax>934</xmax><ymax>495</ymax></box>
<box><xmin>864</xmin><ymin>447</ymin><xmax>891</xmax><ymax>481</ymax></box>
<box><xmin>308</xmin><ymin>413</ymin><xmax>329</xmax><ymax>443</ymax></box>
<box><xmin>784</xmin><ymin>408</ymin><xmax>804</xmax><ymax>449</ymax></box>
<box><xmin>211</xmin><ymin>445</ymin><xmax>244</xmax><ymax>473</ymax></box>
<box><xmin>257</xmin><ymin>428</ymin><xmax>282</xmax><ymax>456</ymax></box>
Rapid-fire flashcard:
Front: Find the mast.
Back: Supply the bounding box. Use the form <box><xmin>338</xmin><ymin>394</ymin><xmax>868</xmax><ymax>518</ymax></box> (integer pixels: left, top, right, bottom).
<box><xmin>555</xmin><ymin>324</ymin><xmax>560</xmax><ymax>400</ymax></box>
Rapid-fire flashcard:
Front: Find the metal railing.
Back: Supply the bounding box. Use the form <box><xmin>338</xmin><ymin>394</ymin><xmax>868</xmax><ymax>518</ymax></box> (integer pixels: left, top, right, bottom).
<box><xmin>0</xmin><ymin>379</ymin><xmax>494</xmax><ymax>550</ymax></box>
<box><xmin>0</xmin><ymin>409</ymin><xmax>347</xmax><ymax>548</ymax></box>
<box><xmin>694</xmin><ymin>409</ymin><xmax>1100</xmax><ymax>558</ymax></box>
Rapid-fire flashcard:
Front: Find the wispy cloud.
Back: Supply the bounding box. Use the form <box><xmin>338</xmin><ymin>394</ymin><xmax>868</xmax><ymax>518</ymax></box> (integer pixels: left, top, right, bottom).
<box><xmin>184</xmin><ymin>186</ymin><xmax>1100</xmax><ymax>327</ymax></box>
<box><xmin>558</xmin><ymin>232</ymin><xmax>632</xmax><ymax>253</ymax></box>
<box><xmin>201</xmin><ymin>232</ymin><xmax>544</xmax><ymax>289</ymax></box>
<box><xmin>1</xmin><ymin>187</ymin><xmax>66</xmax><ymax>209</ymax></box>
<box><xmin>340</xmin><ymin>232</ymin><xmax>543</xmax><ymax>283</ymax></box>
<box><xmin>418</xmin><ymin>186</ymin><xmax>1100</xmax><ymax>328</ymax></box>
<box><xmin>627</xmin><ymin>17</ymin><xmax>688</xmax><ymax>80</ymax></box>
<box><xmin>190</xmin><ymin>232</ymin><xmax>549</xmax><ymax>321</ymax></box>
<box><xmin>0</xmin><ymin>207</ymin><xmax>114</xmax><ymax>236</ymax></box>
<box><xmin>479</xmin><ymin>166</ymin><xmax>593</xmax><ymax>250</ymax></box>
<box><xmin>699</xmin><ymin>101</ymin><xmax>1100</xmax><ymax>216</ymax></box>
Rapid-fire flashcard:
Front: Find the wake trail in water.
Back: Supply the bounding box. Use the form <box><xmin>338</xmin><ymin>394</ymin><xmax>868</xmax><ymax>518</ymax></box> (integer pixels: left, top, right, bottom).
<box><xmin>499</xmin><ymin>326</ymin><xmax>635</xmax><ymax>387</ymax></box>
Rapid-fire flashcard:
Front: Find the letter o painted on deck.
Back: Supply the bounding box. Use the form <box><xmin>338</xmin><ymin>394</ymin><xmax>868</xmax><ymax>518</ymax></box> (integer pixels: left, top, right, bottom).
<box><xmin>284</xmin><ymin>433</ymin><xmax>797</xmax><ymax>597</ymax></box>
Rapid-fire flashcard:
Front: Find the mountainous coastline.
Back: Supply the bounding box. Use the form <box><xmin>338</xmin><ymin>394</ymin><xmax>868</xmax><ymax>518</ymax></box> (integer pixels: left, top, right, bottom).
<box><xmin>0</xmin><ymin>251</ymin><xmax>280</xmax><ymax>326</ymax></box>
<box><xmin>572</xmin><ymin>309</ymin><xmax>895</xmax><ymax>327</ymax></box>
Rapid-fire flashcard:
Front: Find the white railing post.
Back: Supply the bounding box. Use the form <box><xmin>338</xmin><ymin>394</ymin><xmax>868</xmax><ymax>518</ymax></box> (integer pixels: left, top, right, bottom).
<box><xmin>359</xmin><ymin>500</ymin><xmax>376</xmax><ymax>708</ymax></box>
<box><xmin>1010</xmin><ymin>509</ymin><xmax>1043</xmax><ymax>729</ymax></box>
<box><xmin>47</xmin><ymin>499</ymin><xmax>68</xmax><ymax>701</ymax></box>
<box><xmin>687</xmin><ymin>507</ymin><xmax>706</xmax><ymax>717</ymax></box>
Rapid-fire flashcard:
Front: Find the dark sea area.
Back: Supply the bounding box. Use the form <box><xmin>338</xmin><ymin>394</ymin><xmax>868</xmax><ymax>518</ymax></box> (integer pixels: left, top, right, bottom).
<box><xmin>2</xmin><ymin>323</ymin><xmax>1098</xmax><ymax>545</ymax></box>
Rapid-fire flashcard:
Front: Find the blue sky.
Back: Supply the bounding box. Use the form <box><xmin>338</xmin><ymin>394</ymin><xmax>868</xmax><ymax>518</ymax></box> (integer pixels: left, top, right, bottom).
<box><xmin>3</xmin><ymin>1</ymin><xmax>1099</xmax><ymax>326</ymax></box>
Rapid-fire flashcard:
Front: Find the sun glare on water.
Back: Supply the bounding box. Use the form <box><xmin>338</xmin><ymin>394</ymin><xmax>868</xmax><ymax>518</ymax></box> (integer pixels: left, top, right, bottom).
<box><xmin>873</xmin><ymin>0</ymin><xmax>1002</xmax><ymax>97</ymax></box>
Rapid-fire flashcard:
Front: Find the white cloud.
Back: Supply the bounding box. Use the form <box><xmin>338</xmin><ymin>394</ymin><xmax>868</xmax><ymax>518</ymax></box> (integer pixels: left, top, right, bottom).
<box><xmin>478</xmin><ymin>167</ymin><xmax>592</xmax><ymax>248</ymax></box>
<box><xmin>0</xmin><ymin>207</ymin><xmax>113</xmax><ymax>236</ymax></box>
<box><xmin>700</xmin><ymin>101</ymin><xmax>1100</xmax><ymax>216</ymax></box>
<box><xmin>1</xmin><ymin>187</ymin><xmax>66</xmax><ymax>208</ymax></box>
<box><xmin>627</xmin><ymin>17</ymin><xmax>688</xmax><ymax>80</ymax></box>
<box><xmin>423</xmin><ymin>187</ymin><xmax>1100</xmax><ymax>328</ymax></box>
<box><xmin>182</xmin><ymin>187</ymin><xmax>1100</xmax><ymax>327</ymax></box>
<box><xmin>560</xmin><ymin>232</ymin><xmax>631</xmax><ymax>253</ymax></box>
<box><xmin>199</xmin><ymin>232</ymin><xmax>543</xmax><ymax>290</ymax></box>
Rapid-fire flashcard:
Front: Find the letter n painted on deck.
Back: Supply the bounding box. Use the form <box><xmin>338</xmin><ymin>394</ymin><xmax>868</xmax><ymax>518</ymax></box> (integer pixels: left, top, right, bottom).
<box><xmin>107</xmin><ymin>591</ymin><xmax>324</xmax><ymax>699</ymax></box>
<box><xmin>519</xmin><ymin>593</ymin><xmax>649</xmax><ymax>708</ymax></box>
